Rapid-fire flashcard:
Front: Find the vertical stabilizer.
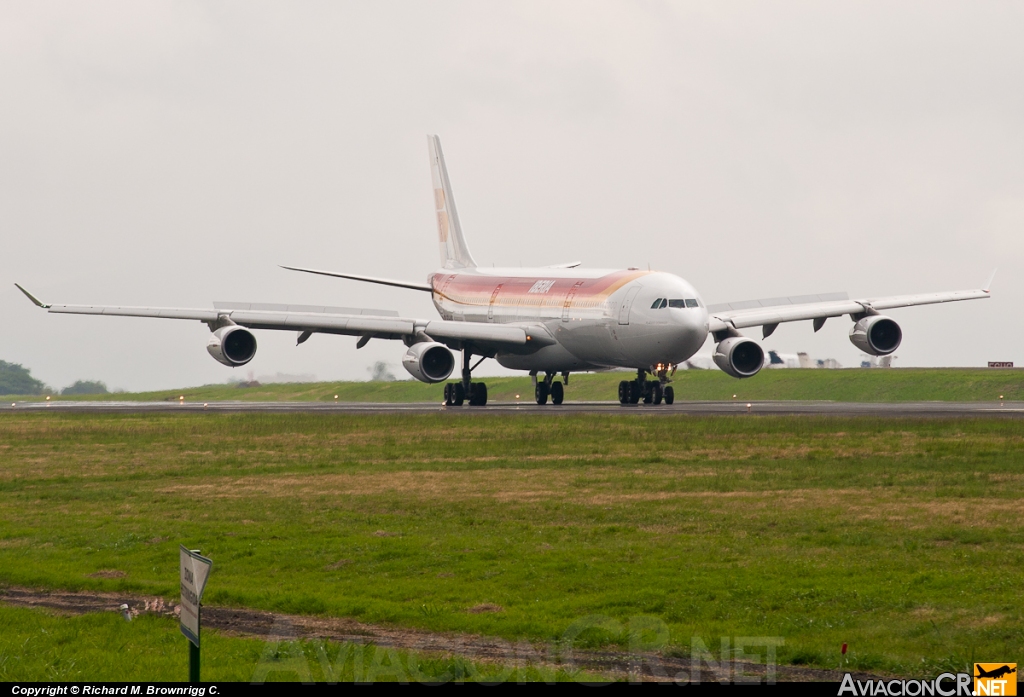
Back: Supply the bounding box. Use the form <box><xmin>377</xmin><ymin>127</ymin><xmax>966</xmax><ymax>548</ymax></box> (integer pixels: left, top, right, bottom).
<box><xmin>428</xmin><ymin>135</ymin><xmax>477</xmax><ymax>269</ymax></box>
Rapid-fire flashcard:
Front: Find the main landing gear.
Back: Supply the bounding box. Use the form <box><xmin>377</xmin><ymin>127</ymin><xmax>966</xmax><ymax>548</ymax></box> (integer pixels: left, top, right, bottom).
<box><xmin>534</xmin><ymin>372</ymin><xmax>568</xmax><ymax>405</ymax></box>
<box><xmin>618</xmin><ymin>369</ymin><xmax>674</xmax><ymax>406</ymax></box>
<box><xmin>443</xmin><ymin>350</ymin><xmax>488</xmax><ymax>407</ymax></box>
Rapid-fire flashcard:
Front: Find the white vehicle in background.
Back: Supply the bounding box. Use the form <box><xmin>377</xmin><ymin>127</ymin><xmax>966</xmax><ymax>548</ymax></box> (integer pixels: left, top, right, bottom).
<box><xmin>765</xmin><ymin>351</ymin><xmax>804</xmax><ymax>369</ymax></box>
<box><xmin>861</xmin><ymin>355</ymin><xmax>896</xmax><ymax>368</ymax></box>
<box><xmin>17</xmin><ymin>137</ymin><xmax>993</xmax><ymax>406</ymax></box>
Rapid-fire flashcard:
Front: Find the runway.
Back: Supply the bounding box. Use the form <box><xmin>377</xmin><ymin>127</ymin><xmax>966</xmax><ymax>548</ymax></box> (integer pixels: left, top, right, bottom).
<box><xmin>6</xmin><ymin>399</ymin><xmax>1024</xmax><ymax>417</ymax></box>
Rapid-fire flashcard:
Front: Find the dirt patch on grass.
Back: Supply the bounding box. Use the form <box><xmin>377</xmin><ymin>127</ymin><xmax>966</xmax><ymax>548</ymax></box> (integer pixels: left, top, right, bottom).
<box><xmin>584</xmin><ymin>487</ymin><xmax>870</xmax><ymax>507</ymax></box>
<box><xmin>156</xmin><ymin>469</ymin><xmax>577</xmax><ymax>502</ymax></box>
<box><xmin>148</xmin><ymin>472</ymin><xmax>1024</xmax><ymax>532</ymax></box>
<box><xmin>467</xmin><ymin>603</ymin><xmax>504</xmax><ymax>614</ymax></box>
<box><xmin>86</xmin><ymin>570</ymin><xmax>126</xmax><ymax>579</ymax></box>
<box><xmin>0</xmin><ymin>585</ymin><xmax>885</xmax><ymax>683</ymax></box>
<box><xmin>6</xmin><ymin>428</ymin><xmax>1019</xmax><ymax>484</ymax></box>
<box><xmin>848</xmin><ymin>498</ymin><xmax>1023</xmax><ymax>527</ymax></box>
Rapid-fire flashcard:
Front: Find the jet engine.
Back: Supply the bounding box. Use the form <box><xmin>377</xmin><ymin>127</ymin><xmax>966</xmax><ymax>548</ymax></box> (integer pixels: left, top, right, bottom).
<box><xmin>207</xmin><ymin>326</ymin><xmax>257</xmax><ymax>367</ymax></box>
<box><xmin>849</xmin><ymin>315</ymin><xmax>902</xmax><ymax>356</ymax></box>
<box><xmin>402</xmin><ymin>342</ymin><xmax>455</xmax><ymax>383</ymax></box>
<box><xmin>713</xmin><ymin>336</ymin><xmax>765</xmax><ymax>378</ymax></box>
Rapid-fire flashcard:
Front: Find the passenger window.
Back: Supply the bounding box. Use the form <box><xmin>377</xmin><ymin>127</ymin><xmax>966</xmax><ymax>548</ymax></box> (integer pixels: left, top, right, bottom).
<box><xmin>651</xmin><ymin>298</ymin><xmax>663</xmax><ymax>309</ymax></box>
<box><xmin>668</xmin><ymin>299</ymin><xmax>686</xmax><ymax>308</ymax></box>
<box><xmin>685</xmin><ymin>299</ymin><xmax>698</xmax><ymax>308</ymax></box>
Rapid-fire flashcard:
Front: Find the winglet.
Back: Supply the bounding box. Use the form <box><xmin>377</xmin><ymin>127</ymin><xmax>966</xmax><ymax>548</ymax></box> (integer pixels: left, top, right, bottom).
<box><xmin>14</xmin><ymin>284</ymin><xmax>51</xmax><ymax>308</ymax></box>
<box><xmin>983</xmin><ymin>269</ymin><xmax>998</xmax><ymax>293</ymax></box>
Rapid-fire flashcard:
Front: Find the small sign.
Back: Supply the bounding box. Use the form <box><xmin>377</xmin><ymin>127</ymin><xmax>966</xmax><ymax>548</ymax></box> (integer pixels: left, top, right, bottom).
<box><xmin>988</xmin><ymin>362</ymin><xmax>1014</xmax><ymax>368</ymax></box>
<box><xmin>179</xmin><ymin>545</ymin><xmax>213</xmax><ymax>647</ymax></box>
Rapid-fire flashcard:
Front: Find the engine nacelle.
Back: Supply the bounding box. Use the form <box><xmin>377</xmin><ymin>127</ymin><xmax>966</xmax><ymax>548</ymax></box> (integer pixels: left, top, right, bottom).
<box><xmin>207</xmin><ymin>326</ymin><xmax>257</xmax><ymax>367</ymax></box>
<box><xmin>402</xmin><ymin>342</ymin><xmax>455</xmax><ymax>383</ymax></box>
<box><xmin>713</xmin><ymin>336</ymin><xmax>765</xmax><ymax>378</ymax></box>
<box><xmin>849</xmin><ymin>315</ymin><xmax>902</xmax><ymax>356</ymax></box>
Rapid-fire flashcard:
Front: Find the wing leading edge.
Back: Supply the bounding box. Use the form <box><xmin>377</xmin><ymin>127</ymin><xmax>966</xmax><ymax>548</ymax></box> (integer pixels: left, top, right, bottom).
<box><xmin>16</xmin><ymin>286</ymin><xmax>552</xmax><ymax>353</ymax></box>
<box><xmin>708</xmin><ymin>285</ymin><xmax>992</xmax><ymax>335</ymax></box>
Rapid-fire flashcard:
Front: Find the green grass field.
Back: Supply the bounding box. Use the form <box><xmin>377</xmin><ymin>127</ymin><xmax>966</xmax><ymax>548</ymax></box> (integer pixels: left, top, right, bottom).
<box><xmin>8</xmin><ymin>368</ymin><xmax>1024</xmax><ymax>403</ymax></box>
<box><xmin>1</xmin><ymin>412</ymin><xmax>1021</xmax><ymax>681</ymax></box>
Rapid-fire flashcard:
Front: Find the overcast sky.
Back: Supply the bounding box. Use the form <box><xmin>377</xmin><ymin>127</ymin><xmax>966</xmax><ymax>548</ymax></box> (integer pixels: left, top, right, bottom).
<box><xmin>2</xmin><ymin>2</ymin><xmax>1022</xmax><ymax>391</ymax></box>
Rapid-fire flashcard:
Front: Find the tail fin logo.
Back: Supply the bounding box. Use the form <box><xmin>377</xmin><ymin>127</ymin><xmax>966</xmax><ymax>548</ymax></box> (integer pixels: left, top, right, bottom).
<box><xmin>434</xmin><ymin>188</ymin><xmax>449</xmax><ymax>243</ymax></box>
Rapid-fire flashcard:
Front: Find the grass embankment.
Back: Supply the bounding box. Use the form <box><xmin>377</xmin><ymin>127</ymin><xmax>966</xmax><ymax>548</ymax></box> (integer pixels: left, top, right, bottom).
<box><xmin>9</xmin><ymin>368</ymin><xmax>1024</xmax><ymax>403</ymax></box>
<box><xmin>0</xmin><ymin>413</ymin><xmax>1021</xmax><ymax>680</ymax></box>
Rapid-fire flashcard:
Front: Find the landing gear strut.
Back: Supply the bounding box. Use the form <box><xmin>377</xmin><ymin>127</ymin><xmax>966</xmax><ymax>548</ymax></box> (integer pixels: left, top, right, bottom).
<box><xmin>443</xmin><ymin>350</ymin><xmax>488</xmax><ymax>407</ymax></box>
<box><xmin>618</xmin><ymin>368</ymin><xmax>674</xmax><ymax>406</ymax></box>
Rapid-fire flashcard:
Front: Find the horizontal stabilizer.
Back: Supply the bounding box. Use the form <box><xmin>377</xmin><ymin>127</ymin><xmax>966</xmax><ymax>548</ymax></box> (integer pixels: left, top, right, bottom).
<box><xmin>280</xmin><ymin>265</ymin><xmax>433</xmax><ymax>292</ymax></box>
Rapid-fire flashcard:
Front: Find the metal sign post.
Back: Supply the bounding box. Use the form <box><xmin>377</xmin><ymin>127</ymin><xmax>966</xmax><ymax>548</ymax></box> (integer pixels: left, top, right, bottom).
<box><xmin>179</xmin><ymin>545</ymin><xmax>213</xmax><ymax>683</ymax></box>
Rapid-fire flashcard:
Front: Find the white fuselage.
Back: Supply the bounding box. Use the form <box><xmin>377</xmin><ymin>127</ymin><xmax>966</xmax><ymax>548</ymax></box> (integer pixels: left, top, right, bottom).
<box><xmin>428</xmin><ymin>267</ymin><xmax>710</xmax><ymax>372</ymax></box>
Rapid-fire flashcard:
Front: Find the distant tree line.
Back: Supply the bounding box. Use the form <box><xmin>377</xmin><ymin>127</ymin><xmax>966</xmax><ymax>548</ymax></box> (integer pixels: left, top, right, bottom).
<box><xmin>0</xmin><ymin>360</ymin><xmax>108</xmax><ymax>396</ymax></box>
<box><xmin>0</xmin><ymin>361</ymin><xmax>47</xmax><ymax>395</ymax></box>
<box><xmin>367</xmin><ymin>361</ymin><xmax>396</xmax><ymax>382</ymax></box>
<box><xmin>61</xmin><ymin>380</ymin><xmax>108</xmax><ymax>395</ymax></box>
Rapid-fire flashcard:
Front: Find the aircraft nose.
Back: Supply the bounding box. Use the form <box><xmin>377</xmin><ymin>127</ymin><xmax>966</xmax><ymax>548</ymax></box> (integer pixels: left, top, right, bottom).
<box><xmin>668</xmin><ymin>307</ymin><xmax>708</xmax><ymax>349</ymax></box>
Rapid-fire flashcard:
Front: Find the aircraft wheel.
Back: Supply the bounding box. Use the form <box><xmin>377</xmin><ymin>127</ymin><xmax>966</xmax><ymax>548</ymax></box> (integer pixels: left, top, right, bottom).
<box><xmin>453</xmin><ymin>383</ymin><xmax>465</xmax><ymax>406</ymax></box>
<box><xmin>444</xmin><ymin>383</ymin><xmax>452</xmax><ymax>405</ymax></box>
<box><xmin>663</xmin><ymin>386</ymin><xmax>674</xmax><ymax>405</ymax></box>
<box><xmin>469</xmin><ymin>382</ymin><xmax>488</xmax><ymax>406</ymax></box>
<box><xmin>618</xmin><ymin>381</ymin><xmax>629</xmax><ymax>405</ymax></box>
<box><xmin>550</xmin><ymin>381</ymin><xmax>564</xmax><ymax>405</ymax></box>
<box><xmin>652</xmin><ymin>383</ymin><xmax>663</xmax><ymax>405</ymax></box>
<box><xmin>642</xmin><ymin>381</ymin><xmax>654</xmax><ymax>404</ymax></box>
<box><xmin>629</xmin><ymin>381</ymin><xmax>642</xmax><ymax>404</ymax></box>
<box><xmin>535</xmin><ymin>381</ymin><xmax>549</xmax><ymax>405</ymax></box>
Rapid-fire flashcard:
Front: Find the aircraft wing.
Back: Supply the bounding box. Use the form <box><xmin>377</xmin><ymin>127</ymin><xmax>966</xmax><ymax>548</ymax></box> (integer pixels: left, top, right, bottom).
<box><xmin>15</xmin><ymin>286</ymin><xmax>549</xmax><ymax>352</ymax></box>
<box><xmin>708</xmin><ymin>285</ymin><xmax>992</xmax><ymax>336</ymax></box>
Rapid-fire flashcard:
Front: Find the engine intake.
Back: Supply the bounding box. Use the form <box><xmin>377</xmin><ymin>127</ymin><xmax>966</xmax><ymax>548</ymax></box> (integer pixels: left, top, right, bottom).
<box><xmin>207</xmin><ymin>326</ymin><xmax>257</xmax><ymax>367</ymax></box>
<box><xmin>402</xmin><ymin>342</ymin><xmax>455</xmax><ymax>383</ymax></box>
<box><xmin>849</xmin><ymin>315</ymin><xmax>902</xmax><ymax>356</ymax></box>
<box><xmin>713</xmin><ymin>336</ymin><xmax>764</xmax><ymax>378</ymax></box>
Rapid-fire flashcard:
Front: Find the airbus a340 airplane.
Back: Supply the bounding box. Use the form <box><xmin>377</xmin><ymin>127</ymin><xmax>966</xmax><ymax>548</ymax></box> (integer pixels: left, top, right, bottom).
<box><xmin>17</xmin><ymin>136</ymin><xmax>994</xmax><ymax>407</ymax></box>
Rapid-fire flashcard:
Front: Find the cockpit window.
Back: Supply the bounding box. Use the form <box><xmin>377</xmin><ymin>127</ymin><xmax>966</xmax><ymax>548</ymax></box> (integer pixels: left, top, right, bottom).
<box><xmin>667</xmin><ymin>299</ymin><xmax>699</xmax><ymax>309</ymax></box>
<box><xmin>659</xmin><ymin>298</ymin><xmax>668</xmax><ymax>309</ymax></box>
<box><xmin>651</xmin><ymin>298</ymin><xmax>663</xmax><ymax>309</ymax></box>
